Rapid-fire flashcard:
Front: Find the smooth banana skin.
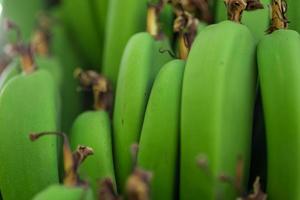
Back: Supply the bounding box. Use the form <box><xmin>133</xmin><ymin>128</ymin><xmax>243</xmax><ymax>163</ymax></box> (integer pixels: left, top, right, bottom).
<box><xmin>215</xmin><ymin>0</ymin><xmax>270</xmax><ymax>41</ymax></box>
<box><xmin>33</xmin><ymin>185</ymin><xmax>95</xmax><ymax>200</ymax></box>
<box><xmin>0</xmin><ymin>59</ymin><xmax>20</xmax><ymax>90</ymax></box>
<box><xmin>160</xmin><ymin>4</ymin><xmax>174</xmax><ymax>42</ymax></box>
<box><xmin>0</xmin><ymin>70</ymin><xmax>59</xmax><ymax>200</ymax></box>
<box><xmin>113</xmin><ymin>32</ymin><xmax>172</xmax><ymax>192</ymax></box>
<box><xmin>181</xmin><ymin>21</ymin><xmax>256</xmax><ymax>199</ymax></box>
<box><xmin>2</xmin><ymin>0</ymin><xmax>44</xmax><ymax>41</ymax></box>
<box><xmin>61</xmin><ymin>0</ymin><xmax>102</xmax><ymax>69</ymax></box>
<box><xmin>257</xmin><ymin>29</ymin><xmax>300</xmax><ymax>199</ymax></box>
<box><xmin>70</xmin><ymin>111</ymin><xmax>116</xmax><ymax>197</ymax></box>
<box><xmin>137</xmin><ymin>60</ymin><xmax>185</xmax><ymax>200</ymax></box>
<box><xmin>102</xmin><ymin>0</ymin><xmax>148</xmax><ymax>86</ymax></box>
<box><xmin>286</xmin><ymin>0</ymin><xmax>300</xmax><ymax>33</ymax></box>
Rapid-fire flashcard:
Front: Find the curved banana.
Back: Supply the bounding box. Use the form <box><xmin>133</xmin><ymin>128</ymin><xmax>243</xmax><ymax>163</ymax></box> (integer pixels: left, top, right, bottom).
<box><xmin>215</xmin><ymin>0</ymin><xmax>270</xmax><ymax>41</ymax></box>
<box><xmin>0</xmin><ymin>50</ymin><xmax>59</xmax><ymax>200</ymax></box>
<box><xmin>181</xmin><ymin>1</ymin><xmax>257</xmax><ymax>199</ymax></box>
<box><xmin>137</xmin><ymin>59</ymin><xmax>185</xmax><ymax>200</ymax></box>
<box><xmin>113</xmin><ymin>31</ymin><xmax>172</xmax><ymax>192</ymax></box>
<box><xmin>102</xmin><ymin>0</ymin><xmax>148</xmax><ymax>85</ymax></box>
<box><xmin>257</xmin><ymin>1</ymin><xmax>300</xmax><ymax>199</ymax></box>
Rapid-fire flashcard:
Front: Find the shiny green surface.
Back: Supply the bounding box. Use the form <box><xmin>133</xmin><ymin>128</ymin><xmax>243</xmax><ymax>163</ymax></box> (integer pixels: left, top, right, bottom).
<box><xmin>258</xmin><ymin>29</ymin><xmax>300</xmax><ymax>200</ymax></box>
<box><xmin>0</xmin><ymin>59</ymin><xmax>20</xmax><ymax>91</ymax></box>
<box><xmin>286</xmin><ymin>0</ymin><xmax>300</xmax><ymax>34</ymax></box>
<box><xmin>138</xmin><ymin>60</ymin><xmax>184</xmax><ymax>200</ymax></box>
<box><xmin>0</xmin><ymin>70</ymin><xmax>59</xmax><ymax>200</ymax></box>
<box><xmin>113</xmin><ymin>32</ymin><xmax>172</xmax><ymax>192</ymax></box>
<box><xmin>181</xmin><ymin>21</ymin><xmax>256</xmax><ymax>199</ymax></box>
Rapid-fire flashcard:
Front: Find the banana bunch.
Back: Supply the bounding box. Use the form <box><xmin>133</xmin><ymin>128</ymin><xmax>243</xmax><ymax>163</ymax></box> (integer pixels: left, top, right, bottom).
<box><xmin>0</xmin><ymin>42</ymin><xmax>59</xmax><ymax>200</ymax></box>
<box><xmin>70</xmin><ymin>69</ymin><xmax>116</xmax><ymax>198</ymax></box>
<box><xmin>258</xmin><ymin>1</ymin><xmax>300</xmax><ymax>199</ymax></box>
<box><xmin>181</xmin><ymin>0</ymin><xmax>258</xmax><ymax>198</ymax></box>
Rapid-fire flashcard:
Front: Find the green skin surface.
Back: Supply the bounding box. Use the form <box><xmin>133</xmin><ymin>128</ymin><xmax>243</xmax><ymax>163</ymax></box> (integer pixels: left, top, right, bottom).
<box><xmin>102</xmin><ymin>0</ymin><xmax>148</xmax><ymax>86</ymax></box>
<box><xmin>286</xmin><ymin>0</ymin><xmax>300</xmax><ymax>34</ymax></box>
<box><xmin>181</xmin><ymin>21</ymin><xmax>256</xmax><ymax>199</ymax></box>
<box><xmin>32</xmin><ymin>185</ymin><xmax>94</xmax><ymax>200</ymax></box>
<box><xmin>0</xmin><ymin>70</ymin><xmax>59</xmax><ymax>200</ymax></box>
<box><xmin>2</xmin><ymin>0</ymin><xmax>44</xmax><ymax>42</ymax></box>
<box><xmin>70</xmin><ymin>111</ymin><xmax>116</xmax><ymax>197</ymax></box>
<box><xmin>61</xmin><ymin>0</ymin><xmax>102</xmax><ymax>69</ymax></box>
<box><xmin>214</xmin><ymin>0</ymin><xmax>270</xmax><ymax>42</ymax></box>
<box><xmin>0</xmin><ymin>59</ymin><xmax>20</xmax><ymax>90</ymax></box>
<box><xmin>137</xmin><ymin>60</ymin><xmax>185</xmax><ymax>200</ymax></box>
<box><xmin>49</xmin><ymin>8</ymin><xmax>84</xmax><ymax>133</ymax></box>
<box><xmin>113</xmin><ymin>32</ymin><xmax>172</xmax><ymax>192</ymax></box>
<box><xmin>258</xmin><ymin>29</ymin><xmax>300</xmax><ymax>200</ymax></box>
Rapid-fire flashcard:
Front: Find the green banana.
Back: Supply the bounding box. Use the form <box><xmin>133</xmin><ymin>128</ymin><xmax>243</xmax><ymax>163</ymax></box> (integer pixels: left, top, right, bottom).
<box><xmin>30</xmin><ymin>132</ymin><xmax>95</xmax><ymax>200</ymax></box>
<box><xmin>137</xmin><ymin>59</ymin><xmax>185</xmax><ymax>200</ymax></box>
<box><xmin>102</xmin><ymin>0</ymin><xmax>148</xmax><ymax>85</ymax></box>
<box><xmin>113</xmin><ymin>23</ymin><xmax>172</xmax><ymax>191</ymax></box>
<box><xmin>0</xmin><ymin>49</ymin><xmax>59</xmax><ymax>200</ymax></box>
<box><xmin>70</xmin><ymin>70</ymin><xmax>116</xmax><ymax>197</ymax></box>
<box><xmin>61</xmin><ymin>0</ymin><xmax>101</xmax><ymax>69</ymax></box>
<box><xmin>257</xmin><ymin>1</ymin><xmax>300</xmax><ymax>199</ymax></box>
<box><xmin>215</xmin><ymin>0</ymin><xmax>270</xmax><ymax>41</ymax></box>
<box><xmin>2</xmin><ymin>0</ymin><xmax>45</xmax><ymax>41</ymax></box>
<box><xmin>181</xmin><ymin>2</ymin><xmax>256</xmax><ymax>199</ymax></box>
<box><xmin>0</xmin><ymin>58</ymin><xmax>20</xmax><ymax>90</ymax></box>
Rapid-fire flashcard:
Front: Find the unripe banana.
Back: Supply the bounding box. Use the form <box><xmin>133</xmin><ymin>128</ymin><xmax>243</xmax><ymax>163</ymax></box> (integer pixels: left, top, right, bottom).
<box><xmin>113</xmin><ymin>32</ymin><xmax>172</xmax><ymax>192</ymax></box>
<box><xmin>61</xmin><ymin>0</ymin><xmax>102</xmax><ymax>69</ymax></box>
<box><xmin>137</xmin><ymin>59</ymin><xmax>185</xmax><ymax>200</ymax></box>
<box><xmin>215</xmin><ymin>0</ymin><xmax>270</xmax><ymax>41</ymax></box>
<box><xmin>102</xmin><ymin>0</ymin><xmax>148</xmax><ymax>85</ymax></box>
<box><xmin>0</xmin><ymin>61</ymin><xmax>59</xmax><ymax>199</ymax></box>
<box><xmin>257</xmin><ymin>1</ymin><xmax>300</xmax><ymax>199</ymax></box>
<box><xmin>181</xmin><ymin>1</ymin><xmax>257</xmax><ymax>199</ymax></box>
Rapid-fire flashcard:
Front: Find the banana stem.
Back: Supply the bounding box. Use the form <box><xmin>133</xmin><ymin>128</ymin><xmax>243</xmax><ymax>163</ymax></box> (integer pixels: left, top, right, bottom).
<box><xmin>147</xmin><ymin>1</ymin><xmax>164</xmax><ymax>39</ymax></box>
<box><xmin>75</xmin><ymin>69</ymin><xmax>113</xmax><ymax>112</ymax></box>
<box><xmin>268</xmin><ymin>0</ymin><xmax>288</xmax><ymax>33</ymax></box>
<box><xmin>31</xmin><ymin>30</ymin><xmax>50</xmax><ymax>56</ymax></box>
<box><xmin>20</xmin><ymin>46</ymin><xmax>36</xmax><ymax>74</ymax></box>
<box><xmin>225</xmin><ymin>0</ymin><xmax>247</xmax><ymax>23</ymax></box>
<box><xmin>29</xmin><ymin>132</ymin><xmax>94</xmax><ymax>187</ymax></box>
<box><xmin>178</xmin><ymin>33</ymin><xmax>189</xmax><ymax>60</ymax></box>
